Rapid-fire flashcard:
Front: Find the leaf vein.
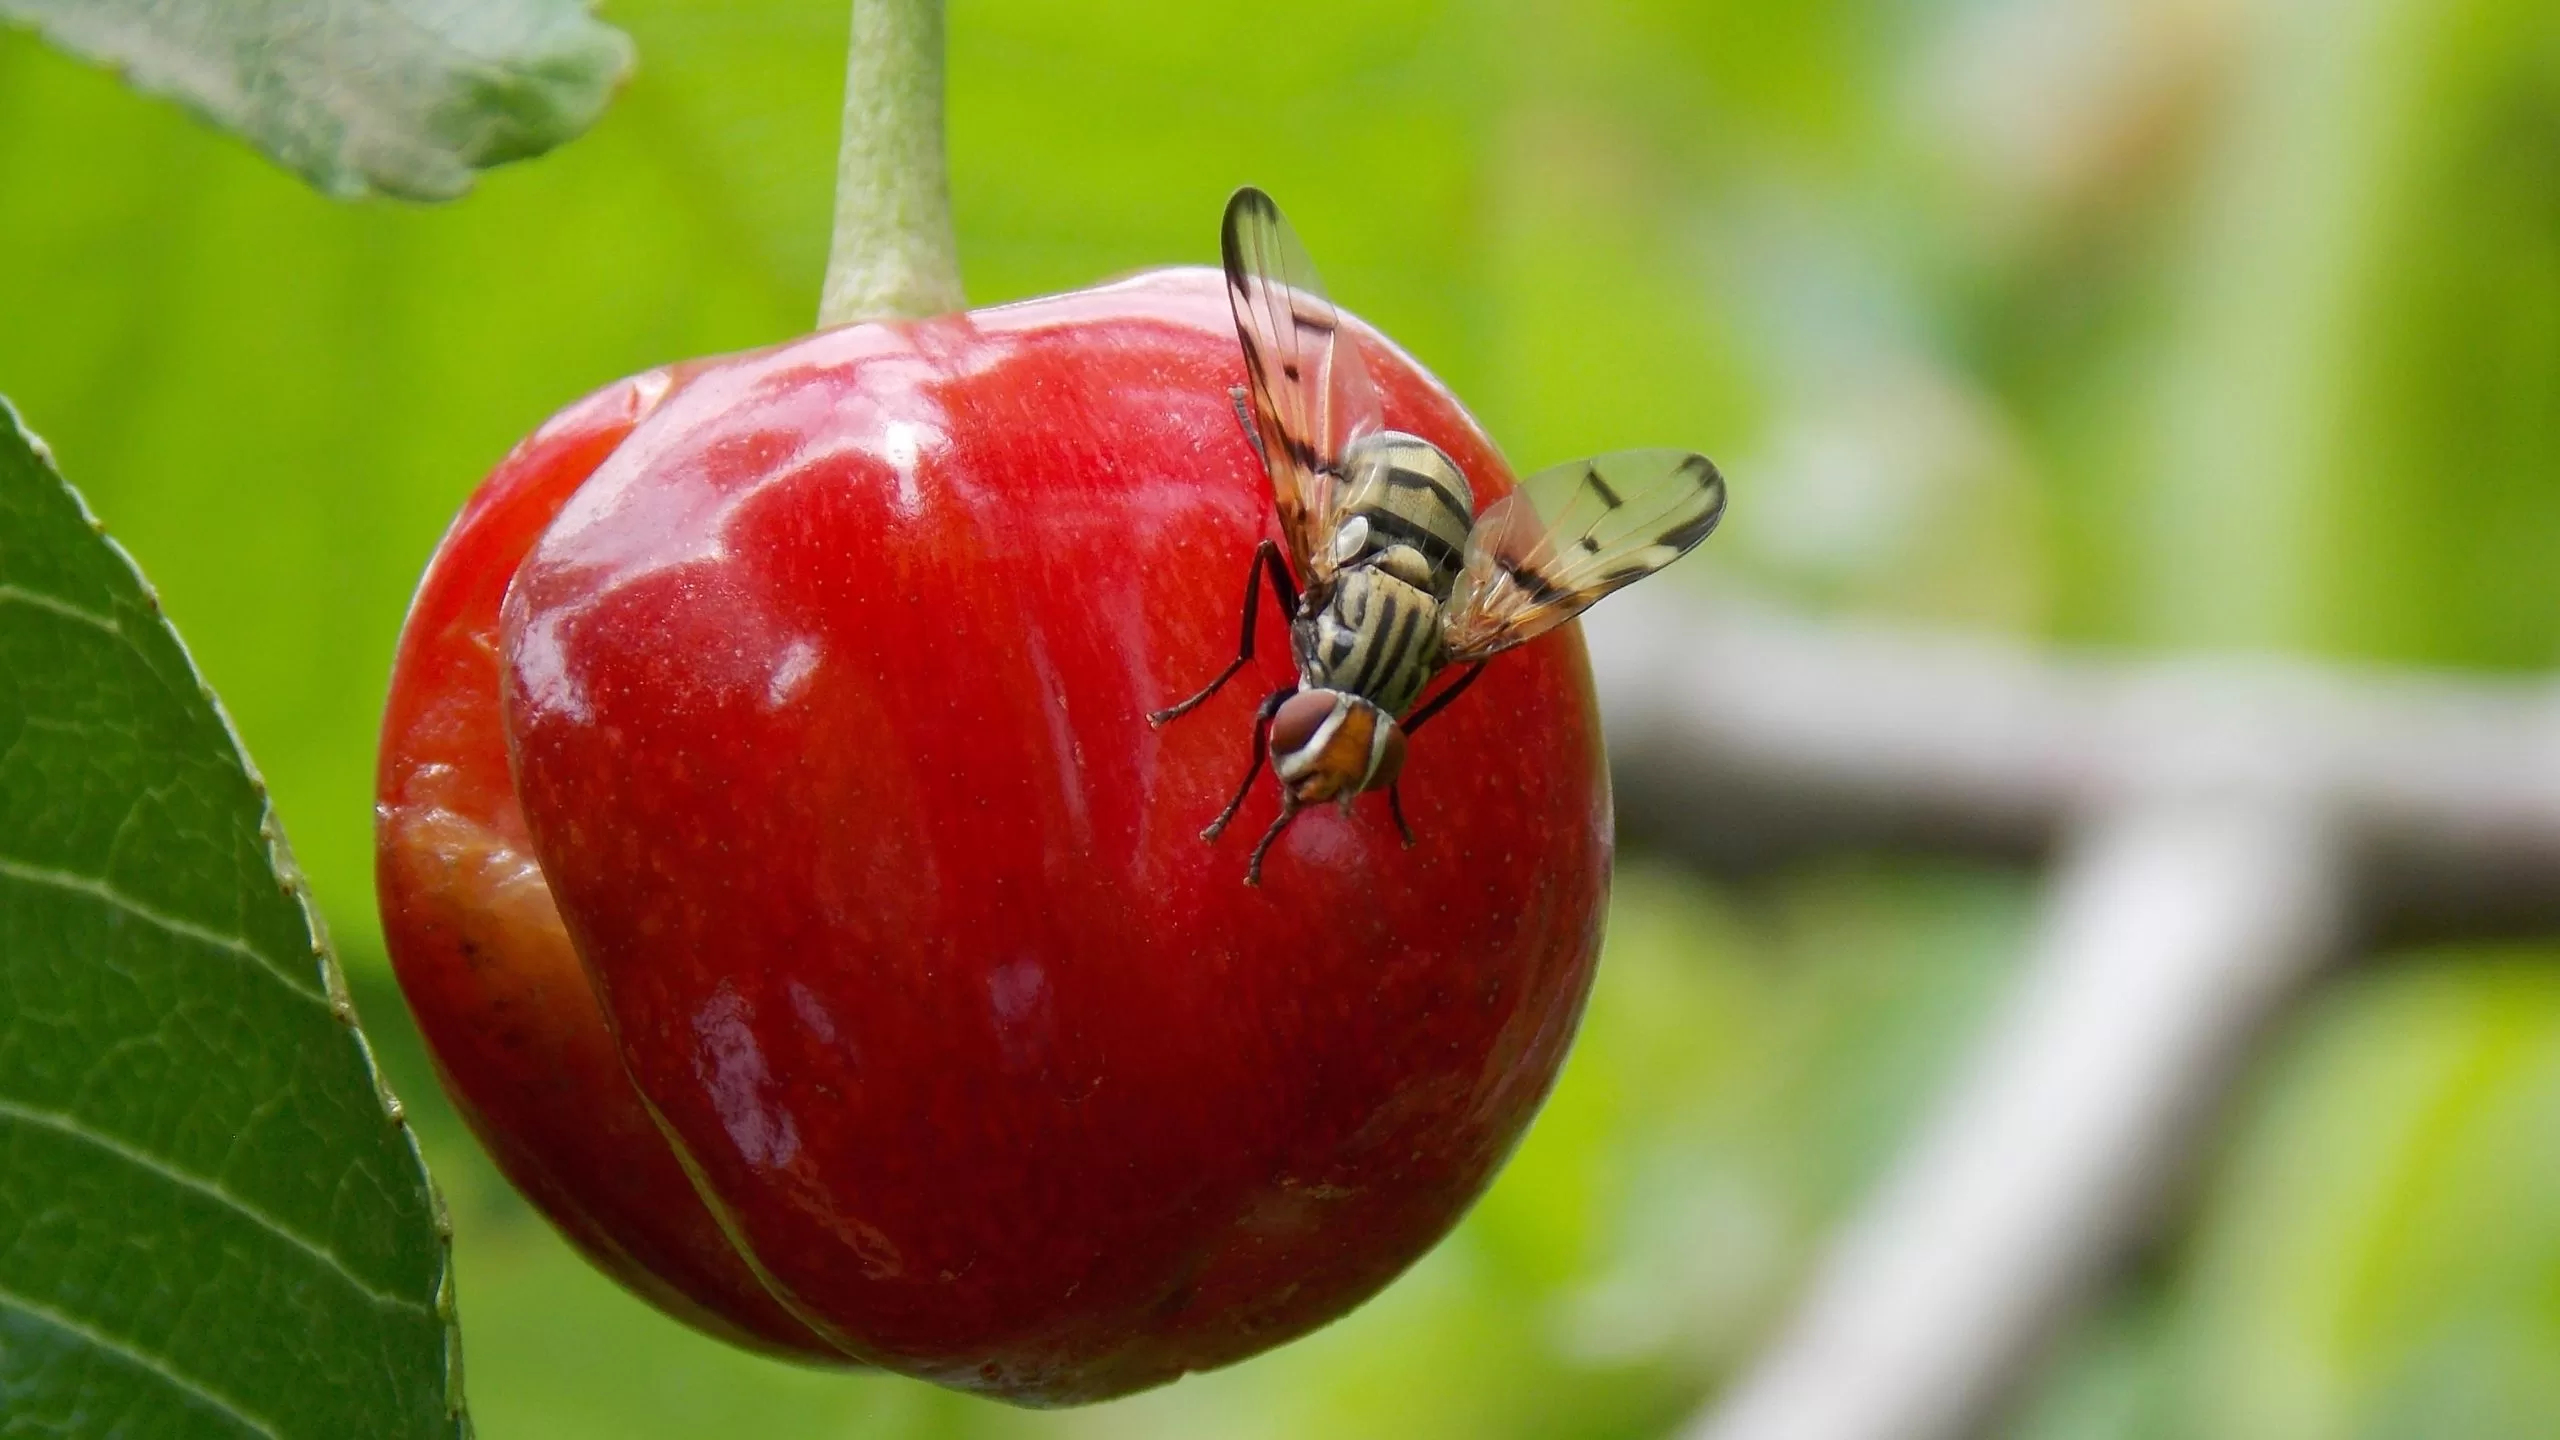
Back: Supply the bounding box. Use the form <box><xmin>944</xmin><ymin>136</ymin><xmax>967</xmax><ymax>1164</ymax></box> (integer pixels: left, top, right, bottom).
<box><xmin>0</xmin><ymin>582</ymin><xmax>119</xmax><ymax>634</ymax></box>
<box><xmin>0</xmin><ymin>1097</ymin><xmax>431</xmax><ymax>1316</ymax></box>
<box><xmin>0</xmin><ymin>1283</ymin><xmax>284</xmax><ymax>1438</ymax></box>
<box><xmin>0</xmin><ymin>854</ymin><xmax>322</xmax><ymax>1004</ymax></box>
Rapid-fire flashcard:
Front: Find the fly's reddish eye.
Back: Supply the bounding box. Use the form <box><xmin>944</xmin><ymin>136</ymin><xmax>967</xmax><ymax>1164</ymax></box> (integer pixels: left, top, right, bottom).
<box><xmin>1269</xmin><ymin>690</ymin><xmax>1339</xmax><ymax>758</ymax></box>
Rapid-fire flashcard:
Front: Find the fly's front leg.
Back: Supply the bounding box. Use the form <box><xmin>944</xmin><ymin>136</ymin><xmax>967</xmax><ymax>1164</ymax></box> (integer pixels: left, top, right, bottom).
<box><xmin>1149</xmin><ymin>540</ymin><xmax>1302</xmax><ymax>726</ymax></box>
<box><xmin>1246</xmin><ymin>798</ymin><xmax>1303</xmax><ymax>887</ymax></box>
<box><xmin>1204</xmin><ymin>687</ymin><xmax>1295</xmax><ymax>843</ymax></box>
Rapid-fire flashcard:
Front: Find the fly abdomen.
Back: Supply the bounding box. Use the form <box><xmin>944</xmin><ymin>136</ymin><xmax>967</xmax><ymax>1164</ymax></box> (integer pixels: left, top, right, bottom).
<box><xmin>1304</xmin><ymin>565</ymin><xmax>1445</xmax><ymax>718</ymax></box>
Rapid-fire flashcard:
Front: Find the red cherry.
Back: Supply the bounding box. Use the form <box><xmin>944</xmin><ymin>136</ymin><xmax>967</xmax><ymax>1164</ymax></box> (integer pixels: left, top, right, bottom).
<box><xmin>381</xmin><ymin>267</ymin><xmax>1610</xmax><ymax>1404</ymax></box>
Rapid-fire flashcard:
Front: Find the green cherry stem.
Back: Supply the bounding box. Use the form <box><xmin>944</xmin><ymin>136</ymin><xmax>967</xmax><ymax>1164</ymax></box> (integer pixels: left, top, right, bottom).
<box><xmin>818</xmin><ymin>0</ymin><xmax>965</xmax><ymax>327</ymax></box>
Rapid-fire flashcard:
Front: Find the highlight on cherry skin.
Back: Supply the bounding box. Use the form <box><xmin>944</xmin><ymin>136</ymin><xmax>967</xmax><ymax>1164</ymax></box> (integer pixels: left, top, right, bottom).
<box><xmin>377</xmin><ymin>267</ymin><xmax>1618</xmax><ymax>1404</ymax></box>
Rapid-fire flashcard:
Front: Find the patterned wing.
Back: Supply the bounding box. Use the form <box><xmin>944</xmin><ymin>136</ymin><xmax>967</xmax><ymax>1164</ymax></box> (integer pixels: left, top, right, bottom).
<box><xmin>1223</xmin><ymin>186</ymin><xmax>1386</xmax><ymax>582</ymax></box>
<box><xmin>1442</xmin><ymin>450</ymin><xmax>1726</xmax><ymax>662</ymax></box>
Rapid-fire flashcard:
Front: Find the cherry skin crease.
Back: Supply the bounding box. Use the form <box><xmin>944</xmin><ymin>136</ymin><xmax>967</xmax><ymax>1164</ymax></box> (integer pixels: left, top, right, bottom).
<box><xmin>376</xmin><ymin>362</ymin><xmax>844</xmax><ymax>1360</ymax></box>
<box><xmin>379</xmin><ymin>268</ymin><xmax>1611</xmax><ymax>1404</ymax></box>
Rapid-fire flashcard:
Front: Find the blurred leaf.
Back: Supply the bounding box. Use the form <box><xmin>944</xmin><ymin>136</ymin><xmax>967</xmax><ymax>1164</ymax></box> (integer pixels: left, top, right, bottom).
<box><xmin>0</xmin><ymin>0</ymin><xmax>633</xmax><ymax>199</ymax></box>
<box><xmin>2175</xmin><ymin>954</ymin><xmax>2560</xmax><ymax>1440</ymax></box>
<box><xmin>2302</xmin><ymin>0</ymin><xmax>2560</xmax><ymax>667</ymax></box>
<box><xmin>0</xmin><ymin>400</ymin><xmax>460</xmax><ymax>1437</ymax></box>
<box><xmin>2006</xmin><ymin>1289</ymin><xmax>2178</xmax><ymax>1440</ymax></box>
<box><xmin>2031</xmin><ymin>0</ymin><xmax>2560</xmax><ymax>662</ymax></box>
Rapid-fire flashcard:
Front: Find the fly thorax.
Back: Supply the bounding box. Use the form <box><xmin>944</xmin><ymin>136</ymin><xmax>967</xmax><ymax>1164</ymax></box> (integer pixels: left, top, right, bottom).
<box><xmin>1332</xmin><ymin>431</ymin><xmax>1476</xmax><ymax>595</ymax></box>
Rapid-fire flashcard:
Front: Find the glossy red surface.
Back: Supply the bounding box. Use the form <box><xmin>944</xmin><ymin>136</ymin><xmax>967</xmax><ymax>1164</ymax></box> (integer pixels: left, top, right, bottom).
<box><xmin>376</xmin><ymin>370</ymin><xmax>842</xmax><ymax>1361</ymax></box>
<box><xmin>391</xmin><ymin>265</ymin><xmax>1608</xmax><ymax>1405</ymax></box>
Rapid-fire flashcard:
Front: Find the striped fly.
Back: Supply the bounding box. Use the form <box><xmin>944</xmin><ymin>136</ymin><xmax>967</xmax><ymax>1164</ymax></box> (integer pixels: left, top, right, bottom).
<box><xmin>1150</xmin><ymin>187</ymin><xmax>1728</xmax><ymax>884</ymax></box>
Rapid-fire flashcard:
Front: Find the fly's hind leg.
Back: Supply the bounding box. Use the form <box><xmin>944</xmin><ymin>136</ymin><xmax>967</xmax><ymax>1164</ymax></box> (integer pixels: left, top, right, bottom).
<box><xmin>1149</xmin><ymin>540</ymin><xmax>1302</xmax><ymax>726</ymax></box>
<box><xmin>1401</xmin><ymin>662</ymin><xmax>1487</xmax><ymax>738</ymax></box>
<box><xmin>1383</xmin><ymin>664</ymin><xmax>1487</xmax><ymax>853</ymax></box>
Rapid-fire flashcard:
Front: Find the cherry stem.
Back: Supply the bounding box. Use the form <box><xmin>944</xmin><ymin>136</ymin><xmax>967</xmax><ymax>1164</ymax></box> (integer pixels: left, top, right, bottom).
<box><xmin>818</xmin><ymin>0</ymin><xmax>965</xmax><ymax>327</ymax></box>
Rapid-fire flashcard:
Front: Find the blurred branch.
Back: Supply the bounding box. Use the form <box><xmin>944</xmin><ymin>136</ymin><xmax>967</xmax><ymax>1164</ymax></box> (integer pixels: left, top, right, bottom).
<box><xmin>1686</xmin><ymin>799</ymin><xmax>2343</xmax><ymax>1440</ymax></box>
<box><xmin>1587</xmin><ymin>589</ymin><xmax>2560</xmax><ymax>1440</ymax></box>
<box><xmin>1594</xmin><ymin>587</ymin><xmax>2560</xmax><ymax>940</ymax></box>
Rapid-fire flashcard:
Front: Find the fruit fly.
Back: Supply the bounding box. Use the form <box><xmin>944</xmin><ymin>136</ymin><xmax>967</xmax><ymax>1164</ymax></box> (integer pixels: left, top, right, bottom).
<box><xmin>1151</xmin><ymin>187</ymin><xmax>1728</xmax><ymax>884</ymax></box>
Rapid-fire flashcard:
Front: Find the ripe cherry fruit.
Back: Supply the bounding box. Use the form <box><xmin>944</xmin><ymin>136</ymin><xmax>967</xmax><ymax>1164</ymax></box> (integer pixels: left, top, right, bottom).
<box><xmin>378</xmin><ymin>267</ymin><xmax>1610</xmax><ymax>1403</ymax></box>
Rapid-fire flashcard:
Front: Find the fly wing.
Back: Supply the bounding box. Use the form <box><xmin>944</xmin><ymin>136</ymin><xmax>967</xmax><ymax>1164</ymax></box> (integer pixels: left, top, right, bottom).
<box><xmin>1223</xmin><ymin>186</ymin><xmax>1385</xmax><ymax>582</ymax></box>
<box><xmin>1442</xmin><ymin>449</ymin><xmax>1725</xmax><ymax>662</ymax></box>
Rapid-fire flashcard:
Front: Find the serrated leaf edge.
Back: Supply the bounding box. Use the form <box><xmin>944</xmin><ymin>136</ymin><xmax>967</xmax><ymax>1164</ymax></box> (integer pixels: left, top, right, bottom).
<box><xmin>1</xmin><ymin>396</ymin><xmax>471</xmax><ymax>1437</ymax></box>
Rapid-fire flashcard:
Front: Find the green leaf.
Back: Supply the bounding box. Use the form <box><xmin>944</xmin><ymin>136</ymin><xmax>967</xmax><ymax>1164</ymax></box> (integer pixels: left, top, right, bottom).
<box><xmin>2176</xmin><ymin>954</ymin><xmax>2560</xmax><ymax>1439</ymax></box>
<box><xmin>0</xmin><ymin>399</ymin><xmax>463</xmax><ymax>1437</ymax></box>
<box><xmin>0</xmin><ymin>0</ymin><xmax>632</xmax><ymax>200</ymax></box>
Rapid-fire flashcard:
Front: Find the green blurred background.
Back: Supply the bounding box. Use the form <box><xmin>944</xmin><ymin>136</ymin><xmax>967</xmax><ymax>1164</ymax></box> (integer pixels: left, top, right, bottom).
<box><xmin>5</xmin><ymin>0</ymin><xmax>2559</xmax><ymax>1434</ymax></box>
